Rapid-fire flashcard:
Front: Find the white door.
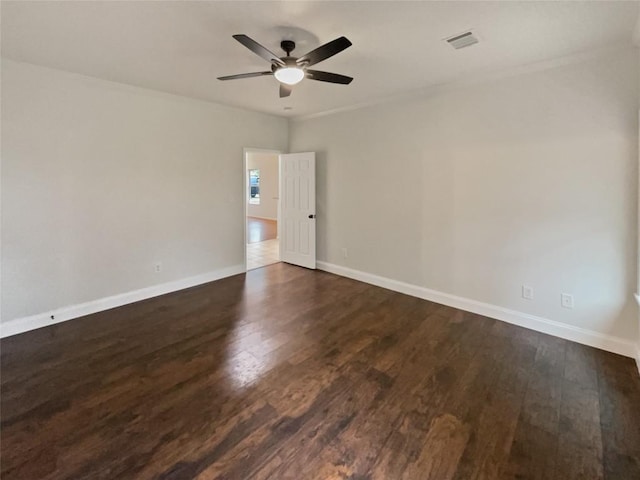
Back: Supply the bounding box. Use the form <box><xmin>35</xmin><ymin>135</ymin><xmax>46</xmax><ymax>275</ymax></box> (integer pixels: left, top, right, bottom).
<box><xmin>279</xmin><ymin>152</ymin><xmax>316</xmax><ymax>269</ymax></box>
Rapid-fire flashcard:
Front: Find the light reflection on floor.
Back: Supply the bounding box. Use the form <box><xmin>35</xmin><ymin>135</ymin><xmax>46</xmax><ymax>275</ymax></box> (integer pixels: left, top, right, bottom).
<box><xmin>223</xmin><ymin>266</ymin><xmax>295</xmax><ymax>390</ymax></box>
<box><xmin>225</xmin><ymin>349</ymin><xmax>264</xmax><ymax>389</ymax></box>
<box><xmin>224</xmin><ymin>314</ymin><xmax>275</xmax><ymax>390</ymax></box>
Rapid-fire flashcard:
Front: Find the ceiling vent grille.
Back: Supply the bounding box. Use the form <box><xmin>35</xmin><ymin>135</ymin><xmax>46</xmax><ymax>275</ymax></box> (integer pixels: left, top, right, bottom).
<box><xmin>445</xmin><ymin>31</ymin><xmax>479</xmax><ymax>50</ymax></box>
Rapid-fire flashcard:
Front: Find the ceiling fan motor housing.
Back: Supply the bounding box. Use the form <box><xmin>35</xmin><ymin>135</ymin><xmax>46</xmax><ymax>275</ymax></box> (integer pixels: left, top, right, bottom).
<box><xmin>271</xmin><ymin>57</ymin><xmax>300</xmax><ymax>73</ymax></box>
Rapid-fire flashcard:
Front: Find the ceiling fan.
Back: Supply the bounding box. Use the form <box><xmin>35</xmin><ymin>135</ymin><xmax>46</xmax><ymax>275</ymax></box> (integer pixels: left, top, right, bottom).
<box><xmin>218</xmin><ymin>34</ymin><xmax>353</xmax><ymax>98</ymax></box>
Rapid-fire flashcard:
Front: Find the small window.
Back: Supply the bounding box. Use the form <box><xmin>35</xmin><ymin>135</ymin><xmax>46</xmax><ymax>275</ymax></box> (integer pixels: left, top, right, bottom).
<box><xmin>249</xmin><ymin>169</ymin><xmax>260</xmax><ymax>205</ymax></box>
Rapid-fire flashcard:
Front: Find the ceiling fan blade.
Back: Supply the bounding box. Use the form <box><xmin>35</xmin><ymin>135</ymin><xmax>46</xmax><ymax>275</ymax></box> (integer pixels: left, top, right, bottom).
<box><xmin>279</xmin><ymin>84</ymin><xmax>292</xmax><ymax>98</ymax></box>
<box><xmin>306</xmin><ymin>70</ymin><xmax>353</xmax><ymax>85</ymax></box>
<box><xmin>232</xmin><ymin>34</ymin><xmax>285</xmax><ymax>66</ymax></box>
<box><xmin>217</xmin><ymin>71</ymin><xmax>273</xmax><ymax>81</ymax></box>
<box><xmin>297</xmin><ymin>36</ymin><xmax>352</xmax><ymax>67</ymax></box>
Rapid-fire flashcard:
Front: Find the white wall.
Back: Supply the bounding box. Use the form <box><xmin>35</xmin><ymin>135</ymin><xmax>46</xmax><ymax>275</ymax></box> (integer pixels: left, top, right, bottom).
<box><xmin>290</xmin><ymin>48</ymin><xmax>639</xmax><ymax>342</ymax></box>
<box><xmin>3</xmin><ymin>49</ymin><xmax>639</xmax><ymax>350</ymax></box>
<box><xmin>637</xmin><ymin>45</ymin><xmax>640</xmax><ymax>366</ymax></box>
<box><xmin>247</xmin><ymin>152</ymin><xmax>279</xmax><ymax>220</ymax></box>
<box><xmin>1</xmin><ymin>59</ymin><xmax>288</xmax><ymax>323</ymax></box>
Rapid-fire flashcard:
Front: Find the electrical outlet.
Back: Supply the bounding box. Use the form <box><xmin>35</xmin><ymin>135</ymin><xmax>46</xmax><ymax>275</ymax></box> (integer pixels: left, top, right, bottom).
<box><xmin>522</xmin><ymin>285</ymin><xmax>534</xmax><ymax>300</ymax></box>
<box><xmin>342</xmin><ymin>247</ymin><xmax>348</xmax><ymax>259</ymax></box>
<box><xmin>154</xmin><ymin>262</ymin><xmax>162</xmax><ymax>273</ymax></box>
<box><xmin>561</xmin><ymin>293</ymin><xmax>574</xmax><ymax>309</ymax></box>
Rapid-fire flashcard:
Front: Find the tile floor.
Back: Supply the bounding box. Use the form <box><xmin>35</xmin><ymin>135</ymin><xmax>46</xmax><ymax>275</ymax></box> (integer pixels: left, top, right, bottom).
<box><xmin>247</xmin><ymin>238</ymin><xmax>280</xmax><ymax>270</ymax></box>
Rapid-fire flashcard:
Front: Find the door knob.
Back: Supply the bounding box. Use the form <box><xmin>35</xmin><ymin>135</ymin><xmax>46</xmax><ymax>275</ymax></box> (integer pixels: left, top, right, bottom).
<box><xmin>308</xmin><ymin>214</ymin><xmax>316</xmax><ymax>219</ymax></box>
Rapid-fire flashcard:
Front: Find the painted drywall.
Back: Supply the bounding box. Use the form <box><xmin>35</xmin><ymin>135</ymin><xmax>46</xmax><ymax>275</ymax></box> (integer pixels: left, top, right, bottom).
<box><xmin>1</xmin><ymin>59</ymin><xmax>288</xmax><ymax>322</ymax></box>
<box><xmin>637</xmin><ymin>45</ymin><xmax>640</xmax><ymax>367</ymax></box>
<box><xmin>247</xmin><ymin>152</ymin><xmax>279</xmax><ymax>220</ymax></box>
<box><xmin>290</xmin><ymin>48</ymin><xmax>639</xmax><ymax>341</ymax></box>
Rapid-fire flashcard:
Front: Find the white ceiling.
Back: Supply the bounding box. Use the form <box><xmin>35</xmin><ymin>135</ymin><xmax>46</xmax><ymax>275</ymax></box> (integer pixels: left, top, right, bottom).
<box><xmin>2</xmin><ymin>1</ymin><xmax>639</xmax><ymax>118</ymax></box>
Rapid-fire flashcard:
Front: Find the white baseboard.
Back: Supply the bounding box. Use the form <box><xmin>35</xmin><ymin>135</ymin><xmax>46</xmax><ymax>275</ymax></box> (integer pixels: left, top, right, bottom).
<box><xmin>4</xmin><ymin>260</ymin><xmax>636</xmax><ymax>364</ymax></box>
<box><xmin>317</xmin><ymin>261</ymin><xmax>636</xmax><ymax>359</ymax></box>
<box><xmin>1</xmin><ymin>264</ymin><xmax>245</xmax><ymax>338</ymax></box>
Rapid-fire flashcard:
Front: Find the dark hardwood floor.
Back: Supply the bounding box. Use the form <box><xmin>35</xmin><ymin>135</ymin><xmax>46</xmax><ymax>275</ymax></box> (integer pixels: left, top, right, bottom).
<box><xmin>2</xmin><ymin>263</ymin><xmax>639</xmax><ymax>480</ymax></box>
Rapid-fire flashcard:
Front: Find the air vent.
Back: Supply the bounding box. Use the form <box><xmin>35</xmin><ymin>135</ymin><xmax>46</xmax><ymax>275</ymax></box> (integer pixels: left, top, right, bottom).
<box><xmin>445</xmin><ymin>31</ymin><xmax>479</xmax><ymax>50</ymax></box>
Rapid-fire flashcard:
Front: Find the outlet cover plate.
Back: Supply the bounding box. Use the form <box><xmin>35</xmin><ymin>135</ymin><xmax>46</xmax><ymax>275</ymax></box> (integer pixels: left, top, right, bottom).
<box><xmin>561</xmin><ymin>293</ymin><xmax>574</xmax><ymax>309</ymax></box>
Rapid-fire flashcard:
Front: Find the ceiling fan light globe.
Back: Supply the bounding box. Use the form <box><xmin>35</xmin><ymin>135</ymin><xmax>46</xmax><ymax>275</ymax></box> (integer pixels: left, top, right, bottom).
<box><xmin>275</xmin><ymin>67</ymin><xmax>304</xmax><ymax>85</ymax></box>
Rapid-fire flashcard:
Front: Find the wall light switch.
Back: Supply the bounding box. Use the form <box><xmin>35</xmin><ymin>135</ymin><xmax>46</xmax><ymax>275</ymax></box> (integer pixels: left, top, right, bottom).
<box><xmin>561</xmin><ymin>293</ymin><xmax>574</xmax><ymax>309</ymax></box>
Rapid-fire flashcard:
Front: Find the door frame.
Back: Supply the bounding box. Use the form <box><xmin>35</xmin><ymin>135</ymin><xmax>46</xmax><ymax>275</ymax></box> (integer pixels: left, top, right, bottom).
<box><xmin>243</xmin><ymin>147</ymin><xmax>283</xmax><ymax>272</ymax></box>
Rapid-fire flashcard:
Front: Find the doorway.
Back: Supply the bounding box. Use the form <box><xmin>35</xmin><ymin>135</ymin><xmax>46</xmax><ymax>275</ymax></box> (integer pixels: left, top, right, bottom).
<box><xmin>244</xmin><ymin>149</ymin><xmax>281</xmax><ymax>270</ymax></box>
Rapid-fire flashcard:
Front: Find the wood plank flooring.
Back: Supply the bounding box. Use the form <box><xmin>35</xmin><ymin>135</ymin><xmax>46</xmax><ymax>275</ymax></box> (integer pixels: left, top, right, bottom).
<box><xmin>247</xmin><ymin>217</ymin><xmax>277</xmax><ymax>244</ymax></box>
<box><xmin>1</xmin><ymin>263</ymin><xmax>639</xmax><ymax>480</ymax></box>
